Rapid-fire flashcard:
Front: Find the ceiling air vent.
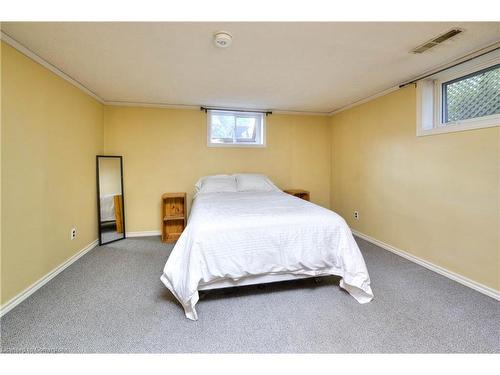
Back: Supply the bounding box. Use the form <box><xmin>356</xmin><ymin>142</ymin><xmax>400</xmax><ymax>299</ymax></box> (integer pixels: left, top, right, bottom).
<box><xmin>411</xmin><ymin>28</ymin><xmax>463</xmax><ymax>54</ymax></box>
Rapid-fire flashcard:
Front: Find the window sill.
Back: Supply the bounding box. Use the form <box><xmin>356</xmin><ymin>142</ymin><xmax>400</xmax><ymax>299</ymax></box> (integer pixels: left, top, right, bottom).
<box><xmin>207</xmin><ymin>142</ymin><xmax>266</xmax><ymax>148</ymax></box>
<box><xmin>417</xmin><ymin>118</ymin><xmax>499</xmax><ymax>137</ymax></box>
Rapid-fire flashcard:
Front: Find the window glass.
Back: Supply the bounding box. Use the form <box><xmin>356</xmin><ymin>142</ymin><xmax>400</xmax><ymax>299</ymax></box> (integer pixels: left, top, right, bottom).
<box><xmin>210</xmin><ymin>114</ymin><xmax>235</xmax><ymax>142</ymax></box>
<box><xmin>208</xmin><ymin>110</ymin><xmax>265</xmax><ymax>146</ymax></box>
<box><xmin>235</xmin><ymin>117</ymin><xmax>256</xmax><ymax>141</ymax></box>
<box><xmin>416</xmin><ymin>51</ymin><xmax>500</xmax><ymax>136</ymax></box>
<box><xmin>443</xmin><ymin>64</ymin><xmax>499</xmax><ymax>123</ymax></box>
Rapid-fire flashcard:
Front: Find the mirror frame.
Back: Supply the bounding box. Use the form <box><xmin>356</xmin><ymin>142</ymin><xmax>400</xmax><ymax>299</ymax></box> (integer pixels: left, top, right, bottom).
<box><xmin>96</xmin><ymin>155</ymin><xmax>126</xmax><ymax>245</ymax></box>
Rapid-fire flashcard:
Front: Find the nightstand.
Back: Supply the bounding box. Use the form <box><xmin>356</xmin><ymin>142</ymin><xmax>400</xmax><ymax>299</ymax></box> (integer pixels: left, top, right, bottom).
<box><xmin>283</xmin><ymin>189</ymin><xmax>310</xmax><ymax>201</ymax></box>
<box><xmin>161</xmin><ymin>193</ymin><xmax>186</xmax><ymax>243</ymax></box>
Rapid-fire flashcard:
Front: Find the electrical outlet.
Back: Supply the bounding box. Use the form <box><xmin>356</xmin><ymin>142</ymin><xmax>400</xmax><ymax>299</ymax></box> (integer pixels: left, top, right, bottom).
<box><xmin>354</xmin><ymin>211</ymin><xmax>359</xmax><ymax>220</ymax></box>
<box><xmin>70</xmin><ymin>228</ymin><xmax>77</xmax><ymax>240</ymax></box>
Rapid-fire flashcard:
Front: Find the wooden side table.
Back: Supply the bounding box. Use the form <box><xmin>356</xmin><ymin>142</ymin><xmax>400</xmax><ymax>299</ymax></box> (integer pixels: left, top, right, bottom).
<box><xmin>161</xmin><ymin>193</ymin><xmax>186</xmax><ymax>243</ymax></box>
<box><xmin>283</xmin><ymin>189</ymin><xmax>310</xmax><ymax>201</ymax></box>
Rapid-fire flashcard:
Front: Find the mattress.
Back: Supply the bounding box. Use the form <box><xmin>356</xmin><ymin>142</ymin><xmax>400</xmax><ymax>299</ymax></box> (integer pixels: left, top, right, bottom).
<box><xmin>161</xmin><ymin>190</ymin><xmax>373</xmax><ymax>320</ymax></box>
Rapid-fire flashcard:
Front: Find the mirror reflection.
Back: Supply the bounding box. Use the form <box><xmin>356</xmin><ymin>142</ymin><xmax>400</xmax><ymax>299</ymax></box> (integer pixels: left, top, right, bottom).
<box><xmin>97</xmin><ymin>156</ymin><xmax>125</xmax><ymax>245</ymax></box>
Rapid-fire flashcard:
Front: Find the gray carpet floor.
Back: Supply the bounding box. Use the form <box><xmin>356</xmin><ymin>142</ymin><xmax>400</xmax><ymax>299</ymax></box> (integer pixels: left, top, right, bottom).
<box><xmin>1</xmin><ymin>236</ymin><xmax>498</xmax><ymax>353</ymax></box>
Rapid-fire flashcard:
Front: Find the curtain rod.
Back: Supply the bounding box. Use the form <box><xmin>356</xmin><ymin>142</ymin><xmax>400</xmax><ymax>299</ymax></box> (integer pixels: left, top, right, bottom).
<box><xmin>200</xmin><ymin>106</ymin><xmax>272</xmax><ymax>116</ymax></box>
<box><xmin>399</xmin><ymin>45</ymin><xmax>500</xmax><ymax>88</ymax></box>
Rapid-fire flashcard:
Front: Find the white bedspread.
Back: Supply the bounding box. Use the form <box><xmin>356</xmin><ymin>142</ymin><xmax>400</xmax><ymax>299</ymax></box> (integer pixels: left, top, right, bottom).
<box><xmin>161</xmin><ymin>191</ymin><xmax>373</xmax><ymax>320</ymax></box>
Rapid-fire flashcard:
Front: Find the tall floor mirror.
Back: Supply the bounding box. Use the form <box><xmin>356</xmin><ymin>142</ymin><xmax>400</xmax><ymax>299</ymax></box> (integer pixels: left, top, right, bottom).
<box><xmin>97</xmin><ymin>155</ymin><xmax>126</xmax><ymax>245</ymax></box>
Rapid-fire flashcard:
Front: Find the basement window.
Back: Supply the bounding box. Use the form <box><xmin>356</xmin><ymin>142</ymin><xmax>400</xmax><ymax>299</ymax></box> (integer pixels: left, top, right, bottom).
<box><xmin>207</xmin><ymin>110</ymin><xmax>266</xmax><ymax>147</ymax></box>
<box><xmin>416</xmin><ymin>51</ymin><xmax>499</xmax><ymax>136</ymax></box>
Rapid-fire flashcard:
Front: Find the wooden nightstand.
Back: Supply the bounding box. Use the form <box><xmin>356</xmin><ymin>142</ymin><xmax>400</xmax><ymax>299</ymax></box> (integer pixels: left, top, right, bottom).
<box><xmin>161</xmin><ymin>193</ymin><xmax>186</xmax><ymax>243</ymax></box>
<box><xmin>283</xmin><ymin>189</ymin><xmax>310</xmax><ymax>201</ymax></box>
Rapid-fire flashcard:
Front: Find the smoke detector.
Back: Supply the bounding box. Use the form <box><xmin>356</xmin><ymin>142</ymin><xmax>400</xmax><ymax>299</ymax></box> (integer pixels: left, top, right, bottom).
<box><xmin>214</xmin><ymin>31</ymin><xmax>232</xmax><ymax>48</ymax></box>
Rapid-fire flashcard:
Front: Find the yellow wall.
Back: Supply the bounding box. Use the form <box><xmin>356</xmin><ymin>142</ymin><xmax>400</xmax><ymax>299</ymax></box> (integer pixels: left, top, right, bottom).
<box><xmin>330</xmin><ymin>86</ymin><xmax>499</xmax><ymax>290</ymax></box>
<box><xmin>1</xmin><ymin>42</ymin><xmax>104</xmax><ymax>305</ymax></box>
<box><xmin>104</xmin><ymin>106</ymin><xmax>331</xmax><ymax>233</ymax></box>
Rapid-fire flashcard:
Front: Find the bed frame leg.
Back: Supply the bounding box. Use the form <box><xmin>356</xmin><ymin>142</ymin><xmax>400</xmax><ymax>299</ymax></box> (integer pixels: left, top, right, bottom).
<box><xmin>313</xmin><ymin>277</ymin><xmax>323</xmax><ymax>285</ymax></box>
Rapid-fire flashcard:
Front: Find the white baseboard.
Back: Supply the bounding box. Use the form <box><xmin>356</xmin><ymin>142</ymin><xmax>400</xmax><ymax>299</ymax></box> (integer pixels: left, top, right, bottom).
<box><xmin>0</xmin><ymin>239</ymin><xmax>99</xmax><ymax>317</ymax></box>
<box><xmin>126</xmin><ymin>230</ymin><xmax>161</xmax><ymax>238</ymax></box>
<box><xmin>352</xmin><ymin>230</ymin><xmax>500</xmax><ymax>301</ymax></box>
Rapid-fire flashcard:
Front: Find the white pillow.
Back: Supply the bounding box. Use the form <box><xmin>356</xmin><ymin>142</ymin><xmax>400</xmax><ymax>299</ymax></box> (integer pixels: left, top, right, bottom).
<box><xmin>195</xmin><ymin>175</ymin><xmax>237</xmax><ymax>194</ymax></box>
<box><xmin>234</xmin><ymin>174</ymin><xmax>279</xmax><ymax>192</ymax></box>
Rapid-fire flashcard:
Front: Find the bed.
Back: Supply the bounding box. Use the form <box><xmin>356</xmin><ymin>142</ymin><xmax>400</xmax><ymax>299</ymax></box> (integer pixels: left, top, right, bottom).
<box><xmin>160</xmin><ymin>174</ymin><xmax>373</xmax><ymax>320</ymax></box>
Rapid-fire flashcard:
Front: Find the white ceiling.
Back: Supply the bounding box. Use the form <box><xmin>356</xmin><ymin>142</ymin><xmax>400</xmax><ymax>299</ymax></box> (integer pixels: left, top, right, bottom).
<box><xmin>2</xmin><ymin>22</ymin><xmax>499</xmax><ymax>113</ymax></box>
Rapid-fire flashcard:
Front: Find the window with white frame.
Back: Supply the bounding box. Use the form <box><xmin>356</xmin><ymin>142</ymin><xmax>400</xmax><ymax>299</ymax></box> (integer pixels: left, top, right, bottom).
<box><xmin>207</xmin><ymin>110</ymin><xmax>266</xmax><ymax>147</ymax></box>
<box><xmin>416</xmin><ymin>51</ymin><xmax>499</xmax><ymax>136</ymax></box>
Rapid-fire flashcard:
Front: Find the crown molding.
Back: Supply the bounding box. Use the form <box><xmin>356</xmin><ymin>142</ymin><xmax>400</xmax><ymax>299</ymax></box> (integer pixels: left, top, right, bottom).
<box><xmin>4</xmin><ymin>30</ymin><xmax>498</xmax><ymax>119</ymax></box>
<box><xmin>272</xmin><ymin>109</ymin><xmax>330</xmax><ymax>116</ymax></box>
<box><xmin>329</xmin><ymin>41</ymin><xmax>500</xmax><ymax>117</ymax></box>
<box><xmin>1</xmin><ymin>30</ymin><xmax>331</xmax><ymax>116</ymax></box>
<box><xmin>105</xmin><ymin>100</ymin><xmax>330</xmax><ymax>116</ymax></box>
<box><xmin>1</xmin><ymin>30</ymin><xmax>105</xmax><ymax>104</ymax></box>
<box><xmin>103</xmin><ymin>100</ymin><xmax>329</xmax><ymax>116</ymax></box>
<box><xmin>328</xmin><ymin>86</ymin><xmax>400</xmax><ymax>116</ymax></box>
<box><xmin>103</xmin><ymin>100</ymin><xmax>200</xmax><ymax>111</ymax></box>
<box><xmin>398</xmin><ymin>41</ymin><xmax>500</xmax><ymax>87</ymax></box>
